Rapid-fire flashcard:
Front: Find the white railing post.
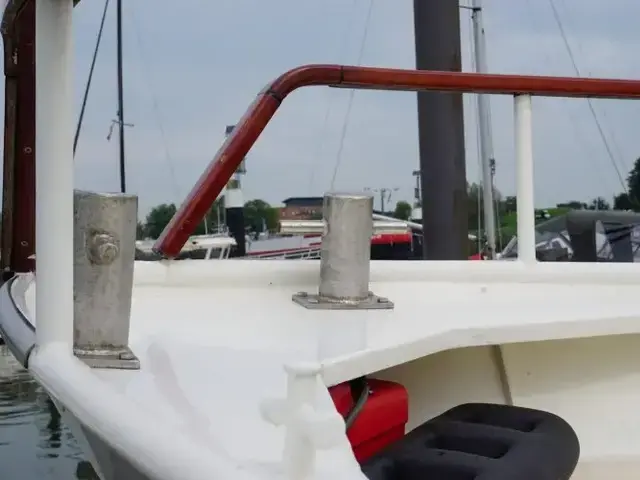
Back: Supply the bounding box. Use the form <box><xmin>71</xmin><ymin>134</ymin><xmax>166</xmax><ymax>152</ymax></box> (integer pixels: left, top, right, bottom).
<box><xmin>514</xmin><ymin>94</ymin><xmax>536</xmax><ymax>263</ymax></box>
<box><xmin>35</xmin><ymin>0</ymin><xmax>75</xmax><ymax>346</ymax></box>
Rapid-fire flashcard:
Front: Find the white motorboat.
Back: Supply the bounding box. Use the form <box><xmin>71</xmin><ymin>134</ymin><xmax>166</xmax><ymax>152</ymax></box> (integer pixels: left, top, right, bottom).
<box><xmin>4</xmin><ymin>1</ymin><xmax>640</xmax><ymax>480</ymax></box>
<box><xmin>135</xmin><ymin>223</ymin><xmax>413</xmax><ymax>262</ymax></box>
<box><xmin>497</xmin><ymin>210</ymin><xmax>640</xmax><ymax>262</ymax></box>
<box><xmin>136</xmin><ymin>234</ymin><xmax>237</xmax><ymax>261</ymax></box>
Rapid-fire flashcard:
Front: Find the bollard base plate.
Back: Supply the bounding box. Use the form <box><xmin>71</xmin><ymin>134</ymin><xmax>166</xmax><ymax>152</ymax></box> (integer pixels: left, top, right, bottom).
<box><xmin>292</xmin><ymin>291</ymin><xmax>394</xmax><ymax>310</ymax></box>
<box><xmin>74</xmin><ymin>346</ymin><xmax>140</xmax><ymax>370</ymax></box>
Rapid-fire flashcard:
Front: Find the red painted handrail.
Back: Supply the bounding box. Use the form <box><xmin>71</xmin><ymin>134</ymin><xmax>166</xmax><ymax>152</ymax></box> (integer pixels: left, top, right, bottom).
<box><xmin>153</xmin><ymin>64</ymin><xmax>640</xmax><ymax>258</ymax></box>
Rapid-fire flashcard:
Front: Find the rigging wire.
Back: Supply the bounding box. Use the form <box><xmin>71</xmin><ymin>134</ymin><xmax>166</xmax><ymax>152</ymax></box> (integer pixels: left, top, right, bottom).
<box><xmin>73</xmin><ymin>0</ymin><xmax>110</xmax><ymax>157</ymax></box>
<box><xmin>466</xmin><ymin>12</ymin><xmax>483</xmax><ymax>252</ymax></box>
<box><xmin>329</xmin><ymin>0</ymin><xmax>375</xmax><ymax>190</ymax></box>
<box><xmin>306</xmin><ymin>0</ymin><xmax>360</xmax><ymax>192</ymax></box>
<box><xmin>493</xmin><ymin>166</ymin><xmax>503</xmax><ymax>249</ymax></box>
<box><xmin>128</xmin><ymin>2</ymin><xmax>181</xmax><ymax>199</ymax></box>
<box><xmin>553</xmin><ymin>0</ymin><xmax>629</xmax><ymax>178</ymax></box>
<box><xmin>547</xmin><ymin>0</ymin><xmax>628</xmax><ymax>192</ymax></box>
<box><xmin>478</xmin><ymin>62</ymin><xmax>504</xmax><ymax>248</ymax></box>
<box><xmin>522</xmin><ymin>0</ymin><xmax>614</xmax><ymax>197</ymax></box>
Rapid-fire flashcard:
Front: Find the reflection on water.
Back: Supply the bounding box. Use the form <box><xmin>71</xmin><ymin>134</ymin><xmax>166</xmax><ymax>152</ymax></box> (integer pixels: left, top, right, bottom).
<box><xmin>0</xmin><ymin>345</ymin><xmax>98</xmax><ymax>479</ymax></box>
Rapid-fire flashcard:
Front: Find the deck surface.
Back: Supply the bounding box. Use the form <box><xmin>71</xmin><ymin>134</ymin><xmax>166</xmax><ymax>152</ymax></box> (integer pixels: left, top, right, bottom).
<box><xmin>19</xmin><ymin>260</ymin><xmax>640</xmax><ymax>479</ymax></box>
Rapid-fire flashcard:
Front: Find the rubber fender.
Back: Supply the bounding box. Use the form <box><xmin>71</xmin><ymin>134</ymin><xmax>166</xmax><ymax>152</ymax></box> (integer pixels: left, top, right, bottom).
<box><xmin>361</xmin><ymin>402</ymin><xmax>580</xmax><ymax>480</ymax></box>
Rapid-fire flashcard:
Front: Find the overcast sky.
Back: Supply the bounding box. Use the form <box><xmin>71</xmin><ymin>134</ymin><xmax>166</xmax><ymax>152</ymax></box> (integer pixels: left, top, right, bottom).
<box><xmin>62</xmin><ymin>0</ymin><xmax>640</xmax><ymax>216</ymax></box>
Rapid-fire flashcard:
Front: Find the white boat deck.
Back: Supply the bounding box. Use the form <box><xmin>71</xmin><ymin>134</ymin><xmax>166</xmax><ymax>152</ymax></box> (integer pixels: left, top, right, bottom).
<box><xmin>19</xmin><ymin>260</ymin><xmax>640</xmax><ymax>479</ymax></box>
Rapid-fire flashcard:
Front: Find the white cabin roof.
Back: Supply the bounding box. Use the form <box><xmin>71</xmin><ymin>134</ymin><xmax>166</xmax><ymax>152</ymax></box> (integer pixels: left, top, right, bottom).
<box><xmin>186</xmin><ymin>234</ymin><xmax>237</xmax><ymax>249</ymax></box>
<box><xmin>136</xmin><ymin>234</ymin><xmax>236</xmax><ymax>254</ymax></box>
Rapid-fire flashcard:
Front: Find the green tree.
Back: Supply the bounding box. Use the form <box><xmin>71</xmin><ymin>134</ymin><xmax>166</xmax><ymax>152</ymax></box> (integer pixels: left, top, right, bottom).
<box><xmin>503</xmin><ymin>196</ymin><xmax>517</xmax><ymax>214</ymax></box>
<box><xmin>614</xmin><ymin>192</ymin><xmax>634</xmax><ymax>210</ymax></box>
<box><xmin>626</xmin><ymin>157</ymin><xmax>640</xmax><ymax>207</ymax></box>
<box><xmin>611</xmin><ymin>157</ymin><xmax>640</xmax><ymax>211</ymax></box>
<box><xmin>264</xmin><ymin>207</ymin><xmax>280</xmax><ymax>231</ymax></box>
<box><xmin>587</xmin><ymin>197</ymin><xmax>611</xmax><ymax>210</ymax></box>
<box><xmin>195</xmin><ymin>198</ymin><xmax>225</xmax><ymax>234</ymax></box>
<box><xmin>243</xmin><ymin>199</ymin><xmax>274</xmax><ymax>232</ymax></box>
<box><xmin>136</xmin><ymin>221</ymin><xmax>146</xmax><ymax>240</ymax></box>
<box><xmin>141</xmin><ymin>197</ymin><xmax>276</xmax><ymax>239</ymax></box>
<box><xmin>393</xmin><ymin>201</ymin><xmax>412</xmax><ymax>220</ymax></box>
<box><xmin>467</xmin><ymin>182</ymin><xmax>503</xmax><ymax>232</ymax></box>
<box><xmin>144</xmin><ymin>203</ymin><xmax>177</xmax><ymax>239</ymax></box>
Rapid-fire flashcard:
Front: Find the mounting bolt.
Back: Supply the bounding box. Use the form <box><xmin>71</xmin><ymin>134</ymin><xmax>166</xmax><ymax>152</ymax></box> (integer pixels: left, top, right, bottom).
<box><xmin>87</xmin><ymin>232</ymin><xmax>119</xmax><ymax>265</ymax></box>
<box><xmin>119</xmin><ymin>351</ymin><xmax>135</xmax><ymax>361</ymax></box>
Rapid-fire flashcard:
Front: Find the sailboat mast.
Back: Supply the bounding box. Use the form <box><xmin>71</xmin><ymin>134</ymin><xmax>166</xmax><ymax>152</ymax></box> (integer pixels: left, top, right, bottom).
<box><xmin>116</xmin><ymin>0</ymin><xmax>126</xmax><ymax>193</ymax></box>
<box><xmin>471</xmin><ymin>0</ymin><xmax>498</xmax><ymax>258</ymax></box>
<box><xmin>413</xmin><ymin>1</ymin><xmax>468</xmax><ymax>259</ymax></box>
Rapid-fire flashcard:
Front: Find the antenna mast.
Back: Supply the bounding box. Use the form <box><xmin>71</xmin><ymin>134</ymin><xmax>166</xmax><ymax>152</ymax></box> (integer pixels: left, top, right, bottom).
<box><xmin>116</xmin><ymin>0</ymin><xmax>126</xmax><ymax>193</ymax></box>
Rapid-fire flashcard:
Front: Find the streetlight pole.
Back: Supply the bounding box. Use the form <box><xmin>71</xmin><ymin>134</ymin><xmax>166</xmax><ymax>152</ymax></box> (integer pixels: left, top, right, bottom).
<box><xmin>365</xmin><ymin>187</ymin><xmax>399</xmax><ymax>213</ymax></box>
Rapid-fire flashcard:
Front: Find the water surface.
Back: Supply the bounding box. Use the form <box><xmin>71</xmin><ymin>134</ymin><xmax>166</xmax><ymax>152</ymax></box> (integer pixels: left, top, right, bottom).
<box><xmin>0</xmin><ymin>345</ymin><xmax>98</xmax><ymax>479</ymax></box>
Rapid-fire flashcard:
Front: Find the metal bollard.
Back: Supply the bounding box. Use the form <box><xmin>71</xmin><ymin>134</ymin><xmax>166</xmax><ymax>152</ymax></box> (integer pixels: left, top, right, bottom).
<box><xmin>319</xmin><ymin>192</ymin><xmax>373</xmax><ymax>301</ymax></box>
<box><xmin>73</xmin><ymin>190</ymin><xmax>140</xmax><ymax>369</ymax></box>
<box><xmin>292</xmin><ymin>192</ymin><xmax>393</xmax><ymax>310</ymax></box>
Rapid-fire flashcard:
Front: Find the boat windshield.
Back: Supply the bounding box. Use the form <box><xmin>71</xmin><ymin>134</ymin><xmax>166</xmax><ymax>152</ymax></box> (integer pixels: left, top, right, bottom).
<box><xmin>499</xmin><ymin>214</ymin><xmax>640</xmax><ymax>262</ymax></box>
<box><xmin>500</xmin><ymin>230</ymin><xmax>569</xmax><ymax>260</ymax></box>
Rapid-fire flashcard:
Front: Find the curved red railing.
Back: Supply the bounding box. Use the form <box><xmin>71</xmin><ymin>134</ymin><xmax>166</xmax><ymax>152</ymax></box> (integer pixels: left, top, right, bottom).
<box><xmin>153</xmin><ymin>64</ymin><xmax>640</xmax><ymax>258</ymax></box>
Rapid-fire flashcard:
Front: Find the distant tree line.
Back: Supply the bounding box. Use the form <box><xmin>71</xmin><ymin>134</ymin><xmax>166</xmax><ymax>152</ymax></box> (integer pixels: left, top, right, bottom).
<box><xmin>465</xmin><ymin>181</ymin><xmax>617</xmax><ymax>251</ymax></box>
<box><xmin>140</xmin><ymin>157</ymin><xmax>640</xmax><ymax>242</ymax></box>
<box><xmin>501</xmin><ymin>156</ymin><xmax>640</xmax><ymax>215</ymax></box>
<box><xmin>138</xmin><ymin>198</ymin><xmax>280</xmax><ymax>240</ymax></box>
<box><xmin>611</xmin><ymin>157</ymin><xmax>640</xmax><ymax>211</ymax></box>
<box><xmin>548</xmin><ymin>157</ymin><xmax>640</xmax><ymax>213</ymax></box>
<box><xmin>139</xmin><ymin>197</ymin><xmax>417</xmax><ymax>240</ymax></box>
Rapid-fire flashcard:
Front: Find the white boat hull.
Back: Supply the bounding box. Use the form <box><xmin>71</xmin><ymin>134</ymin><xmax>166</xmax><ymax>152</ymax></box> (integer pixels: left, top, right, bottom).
<box><xmin>53</xmin><ymin>401</ymin><xmax>152</xmax><ymax>480</ymax></box>
<box><xmin>7</xmin><ymin>0</ymin><xmax>640</xmax><ymax>477</ymax></box>
<box><xmin>3</xmin><ymin>260</ymin><xmax>640</xmax><ymax>478</ymax></box>
<box><xmin>35</xmin><ymin>335</ymin><xmax>640</xmax><ymax>479</ymax></box>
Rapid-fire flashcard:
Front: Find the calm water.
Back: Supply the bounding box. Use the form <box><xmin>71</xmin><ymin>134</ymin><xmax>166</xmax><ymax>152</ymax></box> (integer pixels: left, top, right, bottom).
<box><xmin>0</xmin><ymin>345</ymin><xmax>98</xmax><ymax>479</ymax></box>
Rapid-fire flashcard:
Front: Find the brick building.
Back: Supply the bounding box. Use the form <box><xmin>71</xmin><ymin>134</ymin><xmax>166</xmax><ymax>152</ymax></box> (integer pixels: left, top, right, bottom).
<box><xmin>279</xmin><ymin>197</ymin><xmax>324</xmax><ymax>221</ymax></box>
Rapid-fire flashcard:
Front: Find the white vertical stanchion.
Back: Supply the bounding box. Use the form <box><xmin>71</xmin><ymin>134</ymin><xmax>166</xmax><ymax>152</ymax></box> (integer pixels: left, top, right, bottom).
<box><xmin>35</xmin><ymin>0</ymin><xmax>75</xmax><ymax>346</ymax></box>
<box><xmin>514</xmin><ymin>94</ymin><xmax>536</xmax><ymax>264</ymax></box>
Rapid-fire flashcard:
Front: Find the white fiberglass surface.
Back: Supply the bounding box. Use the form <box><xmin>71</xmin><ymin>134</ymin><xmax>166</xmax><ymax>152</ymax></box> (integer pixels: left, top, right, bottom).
<box><xmin>121</xmin><ymin>263</ymin><xmax>640</xmax><ymax>391</ymax></box>
<box><xmin>24</xmin><ymin>259</ymin><xmax>640</xmax><ymax>372</ymax></box>
<box><xmin>20</xmin><ymin>259</ymin><xmax>640</xmax><ymax>473</ymax></box>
